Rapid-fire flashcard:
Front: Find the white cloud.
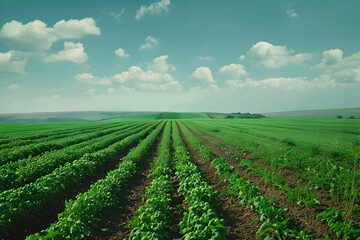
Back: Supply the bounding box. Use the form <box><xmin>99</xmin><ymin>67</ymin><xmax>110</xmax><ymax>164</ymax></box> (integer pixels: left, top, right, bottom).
<box><xmin>45</xmin><ymin>42</ymin><xmax>87</xmax><ymax>64</ymax></box>
<box><xmin>0</xmin><ymin>50</ymin><xmax>27</xmax><ymax>74</ymax></box>
<box><xmin>286</xmin><ymin>4</ymin><xmax>298</xmax><ymax>17</ymax></box>
<box><xmin>191</xmin><ymin>67</ymin><xmax>214</xmax><ymax>83</ymax></box>
<box><xmin>50</xmin><ymin>94</ymin><xmax>60</xmax><ymax>99</ymax></box>
<box><xmin>219</xmin><ymin>63</ymin><xmax>247</xmax><ymax>79</ymax></box>
<box><xmin>84</xmin><ymin>88</ymin><xmax>96</xmax><ymax>96</ymax></box>
<box><xmin>0</xmin><ymin>18</ymin><xmax>100</xmax><ymax>50</ymax></box>
<box><xmin>226</xmin><ymin>77</ymin><xmax>337</xmax><ymax>90</ymax></box>
<box><xmin>315</xmin><ymin>49</ymin><xmax>360</xmax><ymax>83</ymax></box>
<box><xmin>7</xmin><ymin>83</ymin><xmax>20</xmax><ymax>89</ymax></box>
<box><xmin>110</xmin><ymin>7</ymin><xmax>125</xmax><ymax>22</ymax></box>
<box><xmin>139</xmin><ymin>35</ymin><xmax>158</xmax><ymax>50</ymax></box>
<box><xmin>75</xmin><ymin>73</ymin><xmax>112</xmax><ymax>86</ymax></box>
<box><xmin>53</xmin><ymin>18</ymin><xmax>100</xmax><ymax>38</ymax></box>
<box><xmin>113</xmin><ymin>66</ymin><xmax>174</xmax><ymax>83</ymax></box>
<box><xmin>147</xmin><ymin>55</ymin><xmax>175</xmax><ymax>73</ymax></box>
<box><xmin>113</xmin><ymin>65</ymin><xmax>180</xmax><ymax>91</ymax></box>
<box><xmin>242</xmin><ymin>41</ymin><xmax>311</xmax><ymax>68</ymax></box>
<box><xmin>135</xmin><ymin>0</ymin><xmax>170</xmax><ymax>20</ymax></box>
<box><xmin>114</xmin><ymin>48</ymin><xmax>130</xmax><ymax>58</ymax></box>
<box><xmin>198</xmin><ymin>56</ymin><xmax>212</xmax><ymax>61</ymax></box>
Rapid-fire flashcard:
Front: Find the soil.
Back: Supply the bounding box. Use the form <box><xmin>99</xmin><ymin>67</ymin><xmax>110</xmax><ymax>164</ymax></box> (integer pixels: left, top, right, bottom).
<box><xmin>2</xmin><ymin>131</ymin><xmax>152</xmax><ymax>240</ymax></box>
<box><xmin>176</xmin><ymin>122</ymin><xmax>260</xmax><ymax>240</ymax></box>
<box><xmin>182</xmin><ymin>122</ymin><xmax>337</xmax><ymax>239</ymax></box>
<box><xmin>84</xmin><ymin>125</ymin><xmax>165</xmax><ymax>240</ymax></box>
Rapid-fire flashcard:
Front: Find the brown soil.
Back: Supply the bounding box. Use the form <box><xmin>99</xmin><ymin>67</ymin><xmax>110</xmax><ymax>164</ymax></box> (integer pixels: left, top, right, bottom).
<box><xmin>2</xmin><ymin>131</ymin><xmax>151</xmax><ymax>240</ymax></box>
<box><xmin>84</xmin><ymin>125</ymin><xmax>165</xmax><ymax>240</ymax></box>
<box><xmin>167</xmin><ymin>177</ymin><xmax>185</xmax><ymax>240</ymax></box>
<box><xmin>176</xmin><ymin>122</ymin><xmax>260</xmax><ymax>240</ymax></box>
<box><xmin>182</xmin><ymin>122</ymin><xmax>337</xmax><ymax>239</ymax></box>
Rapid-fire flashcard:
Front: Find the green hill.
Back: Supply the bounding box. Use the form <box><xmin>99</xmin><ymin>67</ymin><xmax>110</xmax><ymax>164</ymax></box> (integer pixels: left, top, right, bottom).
<box><xmin>263</xmin><ymin>108</ymin><xmax>360</xmax><ymax>118</ymax></box>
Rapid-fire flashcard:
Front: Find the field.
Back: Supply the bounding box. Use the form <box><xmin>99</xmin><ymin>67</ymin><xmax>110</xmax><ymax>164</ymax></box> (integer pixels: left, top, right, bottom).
<box><xmin>0</xmin><ymin>118</ymin><xmax>359</xmax><ymax>239</ymax></box>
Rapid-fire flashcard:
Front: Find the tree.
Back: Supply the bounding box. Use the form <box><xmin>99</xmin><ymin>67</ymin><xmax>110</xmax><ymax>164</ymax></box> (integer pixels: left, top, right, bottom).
<box><xmin>337</xmin><ymin>115</ymin><xmax>343</xmax><ymax>119</ymax></box>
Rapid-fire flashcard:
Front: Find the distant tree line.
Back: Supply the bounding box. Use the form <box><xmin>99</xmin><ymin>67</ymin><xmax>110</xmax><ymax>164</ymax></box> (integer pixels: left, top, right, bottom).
<box><xmin>228</xmin><ymin>112</ymin><xmax>266</xmax><ymax>119</ymax></box>
<box><xmin>337</xmin><ymin>115</ymin><xmax>357</xmax><ymax>119</ymax></box>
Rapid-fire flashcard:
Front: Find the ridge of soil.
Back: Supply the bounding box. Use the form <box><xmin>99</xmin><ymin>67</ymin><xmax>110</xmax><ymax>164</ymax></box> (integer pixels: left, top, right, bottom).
<box><xmin>183</xmin><ymin>122</ymin><xmax>337</xmax><ymax>239</ymax></box>
<box><xmin>176</xmin><ymin>122</ymin><xmax>260</xmax><ymax>240</ymax></box>
<box><xmin>84</xmin><ymin>124</ymin><xmax>165</xmax><ymax>240</ymax></box>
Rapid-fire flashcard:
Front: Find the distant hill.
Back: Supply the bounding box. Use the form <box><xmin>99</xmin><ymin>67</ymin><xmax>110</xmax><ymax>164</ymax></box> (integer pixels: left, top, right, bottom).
<box><xmin>157</xmin><ymin>112</ymin><xmax>210</xmax><ymax>119</ymax></box>
<box><xmin>263</xmin><ymin>108</ymin><xmax>360</xmax><ymax>118</ymax></box>
<box><xmin>0</xmin><ymin>111</ymin><xmax>160</xmax><ymax>123</ymax></box>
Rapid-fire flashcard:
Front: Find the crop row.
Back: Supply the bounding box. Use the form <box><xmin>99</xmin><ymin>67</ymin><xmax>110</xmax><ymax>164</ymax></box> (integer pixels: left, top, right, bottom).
<box><xmin>179</xmin><ymin>122</ymin><xmax>313</xmax><ymax>239</ymax></box>
<box><xmin>24</xmin><ymin>122</ymin><xmax>165</xmax><ymax>240</ymax></box>
<box><xmin>0</xmin><ymin>121</ymin><xmax>127</xmax><ymax>150</ymax></box>
<box><xmin>0</xmin><ymin>121</ymin><xmax>141</xmax><ymax>165</ymax></box>
<box><xmin>0</xmin><ymin>122</ymin><xmax>160</xmax><ymax>236</ymax></box>
<box><xmin>172</xmin><ymin>122</ymin><xmax>226</xmax><ymax>239</ymax></box>
<box><xmin>0</xmin><ymin>122</ymin><xmax>150</xmax><ymax>191</ymax></box>
<box><xmin>127</xmin><ymin>122</ymin><xmax>173</xmax><ymax>239</ymax></box>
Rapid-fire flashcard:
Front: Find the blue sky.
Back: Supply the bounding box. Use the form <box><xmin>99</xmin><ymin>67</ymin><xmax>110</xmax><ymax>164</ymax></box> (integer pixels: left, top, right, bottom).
<box><xmin>0</xmin><ymin>0</ymin><xmax>359</xmax><ymax>113</ymax></box>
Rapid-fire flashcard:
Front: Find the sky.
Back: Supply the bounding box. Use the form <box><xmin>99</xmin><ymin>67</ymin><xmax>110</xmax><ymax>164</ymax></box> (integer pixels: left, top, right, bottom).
<box><xmin>0</xmin><ymin>0</ymin><xmax>359</xmax><ymax>113</ymax></box>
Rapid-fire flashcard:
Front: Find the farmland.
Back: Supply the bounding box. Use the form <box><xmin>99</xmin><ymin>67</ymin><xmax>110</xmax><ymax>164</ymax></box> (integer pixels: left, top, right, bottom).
<box><xmin>0</xmin><ymin>117</ymin><xmax>359</xmax><ymax>239</ymax></box>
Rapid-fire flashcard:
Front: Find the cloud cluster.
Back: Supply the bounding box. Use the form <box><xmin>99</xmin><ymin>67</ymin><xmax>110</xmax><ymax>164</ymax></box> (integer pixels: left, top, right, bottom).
<box><xmin>7</xmin><ymin>83</ymin><xmax>20</xmax><ymax>89</ymax></box>
<box><xmin>45</xmin><ymin>42</ymin><xmax>88</xmax><ymax>64</ymax></box>
<box><xmin>139</xmin><ymin>36</ymin><xmax>159</xmax><ymax>50</ymax></box>
<box><xmin>0</xmin><ymin>50</ymin><xmax>27</xmax><ymax>74</ymax></box>
<box><xmin>0</xmin><ymin>18</ymin><xmax>100</xmax><ymax>50</ymax></box>
<box><xmin>135</xmin><ymin>0</ymin><xmax>170</xmax><ymax>20</ymax></box>
<box><xmin>191</xmin><ymin>67</ymin><xmax>214</xmax><ymax>83</ymax></box>
<box><xmin>114</xmin><ymin>48</ymin><xmax>130</xmax><ymax>58</ymax></box>
<box><xmin>315</xmin><ymin>49</ymin><xmax>360</xmax><ymax>83</ymax></box>
<box><xmin>241</xmin><ymin>41</ymin><xmax>311</xmax><ymax>68</ymax></box>
<box><xmin>286</xmin><ymin>4</ymin><xmax>298</xmax><ymax>17</ymax></box>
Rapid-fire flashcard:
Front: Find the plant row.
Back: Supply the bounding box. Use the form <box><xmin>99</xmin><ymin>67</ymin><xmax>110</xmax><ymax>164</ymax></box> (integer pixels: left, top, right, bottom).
<box><xmin>0</xmin><ymin>121</ymin><xmax>141</xmax><ymax>165</ymax></box>
<box><xmin>172</xmin><ymin>122</ymin><xmax>226</xmax><ymax>239</ymax></box>
<box><xmin>0</xmin><ymin>121</ymin><xmax>127</xmax><ymax>150</ymax></box>
<box><xmin>0</xmin><ymin>122</ymin><xmax>160</xmax><ymax>236</ymax></box>
<box><xmin>127</xmin><ymin>122</ymin><xmax>173</xmax><ymax>239</ymax></box>
<box><xmin>24</xmin><ymin>121</ymin><xmax>164</xmax><ymax>240</ymax></box>
<box><xmin>0</xmin><ymin>122</ymin><xmax>150</xmax><ymax>191</ymax></box>
<box><xmin>179</xmin><ymin>122</ymin><xmax>313</xmax><ymax>239</ymax></box>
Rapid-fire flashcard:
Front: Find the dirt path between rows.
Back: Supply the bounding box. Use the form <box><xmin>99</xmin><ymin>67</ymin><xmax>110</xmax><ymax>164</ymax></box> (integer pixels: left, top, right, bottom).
<box><xmin>182</xmin><ymin>122</ymin><xmax>337</xmax><ymax>239</ymax></box>
<box><xmin>85</xmin><ymin>124</ymin><xmax>165</xmax><ymax>240</ymax></box>
<box><xmin>176</xmin><ymin>122</ymin><xmax>260</xmax><ymax>240</ymax></box>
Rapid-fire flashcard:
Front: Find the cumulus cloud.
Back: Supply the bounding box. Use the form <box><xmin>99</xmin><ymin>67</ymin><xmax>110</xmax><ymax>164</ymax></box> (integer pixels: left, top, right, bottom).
<box><xmin>45</xmin><ymin>42</ymin><xmax>87</xmax><ymax>64</ymax></box>
<box><xmin>84</xmin><ymin>88</ymin><xmax>96</xmax><ymax>96</ymax></box>
<box><xmin>53</xmin><ymin>18</ymin><xmax>100</xmax><ymax>39</ymax></box>
<box><xmin>75</xmin><ymin>73</ymin><xmax>112</xmax><ymax>86</ymax></box>
<box><xmin>242</xmin><ymin>41</ymin><xmax>311</xmax><ymax>68</ymax></box>
<box><xmin>135</xmin><ymin>0</ymin><xmax>170</xmax><ymax>20</ymax></box>
<box><xmin>286</xmin><ymin>4</ymin><xmax>298</xmax><ymax>17</ymax></box>
<box><xmin>0</xmin><ymin>50</ymin><xmax>27</xmax><ymax>74</ymax></box>
<box><xmin>0</xmin><ymin>18</ymin><xmax>100</xmax><ymax>50</ymax></box>
<box><xmin>219</xmin><ymin>63</ymin><xmax>247</xmax><ymax>79</ymax></box>
<box><xmin>191</xmin><ymin>67</ymin><xmax>214</xmax><ymax>83</ymax></box>
<box><xmin>147</xmin><ymin>55</ymin><xmax>175</xmax><ymax>73</ymax></box>
<box><xmin>315</xmin><ymin>49</ymin><xmax>360</xmax><ymax>83</ymax></box>
<box><xmin>114</xmin><ymin>48</ymin><xmax>130</xmax><ymax>58</ymax></box>
<box><xmin>7</xmin><ymin>83</ymin><xmax>20</xmax><ymax>89</ymax></box>
<box><xmin>113</xmin><ymin>65</ymin><xmax>180</xmax><ymax>91</ymax></box>
<box><xmin>198</xmin><ymin>56</ymin><xmax>212</xmax><ymax>61</ymax></box>
<box><xmin>107</xmin><ymin>87</ymin><xmax>115</xmax><ymax>93</ymax></box>
<box><xmin>139</xmin><ymin>35</ymin><xmax>158</xmax><ymax>50</ymax></box>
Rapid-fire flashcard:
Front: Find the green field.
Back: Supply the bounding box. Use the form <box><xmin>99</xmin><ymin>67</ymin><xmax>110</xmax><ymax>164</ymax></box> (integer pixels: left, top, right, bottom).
<box><xmin>263</xmin><ymin>107</ymin><xmax>360</xmax><ymax>118</ymax></box>
<box><xmin>0</xmin><ymin>118</ymin><xmax>359</xmax><ymax>239</ymax></box>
